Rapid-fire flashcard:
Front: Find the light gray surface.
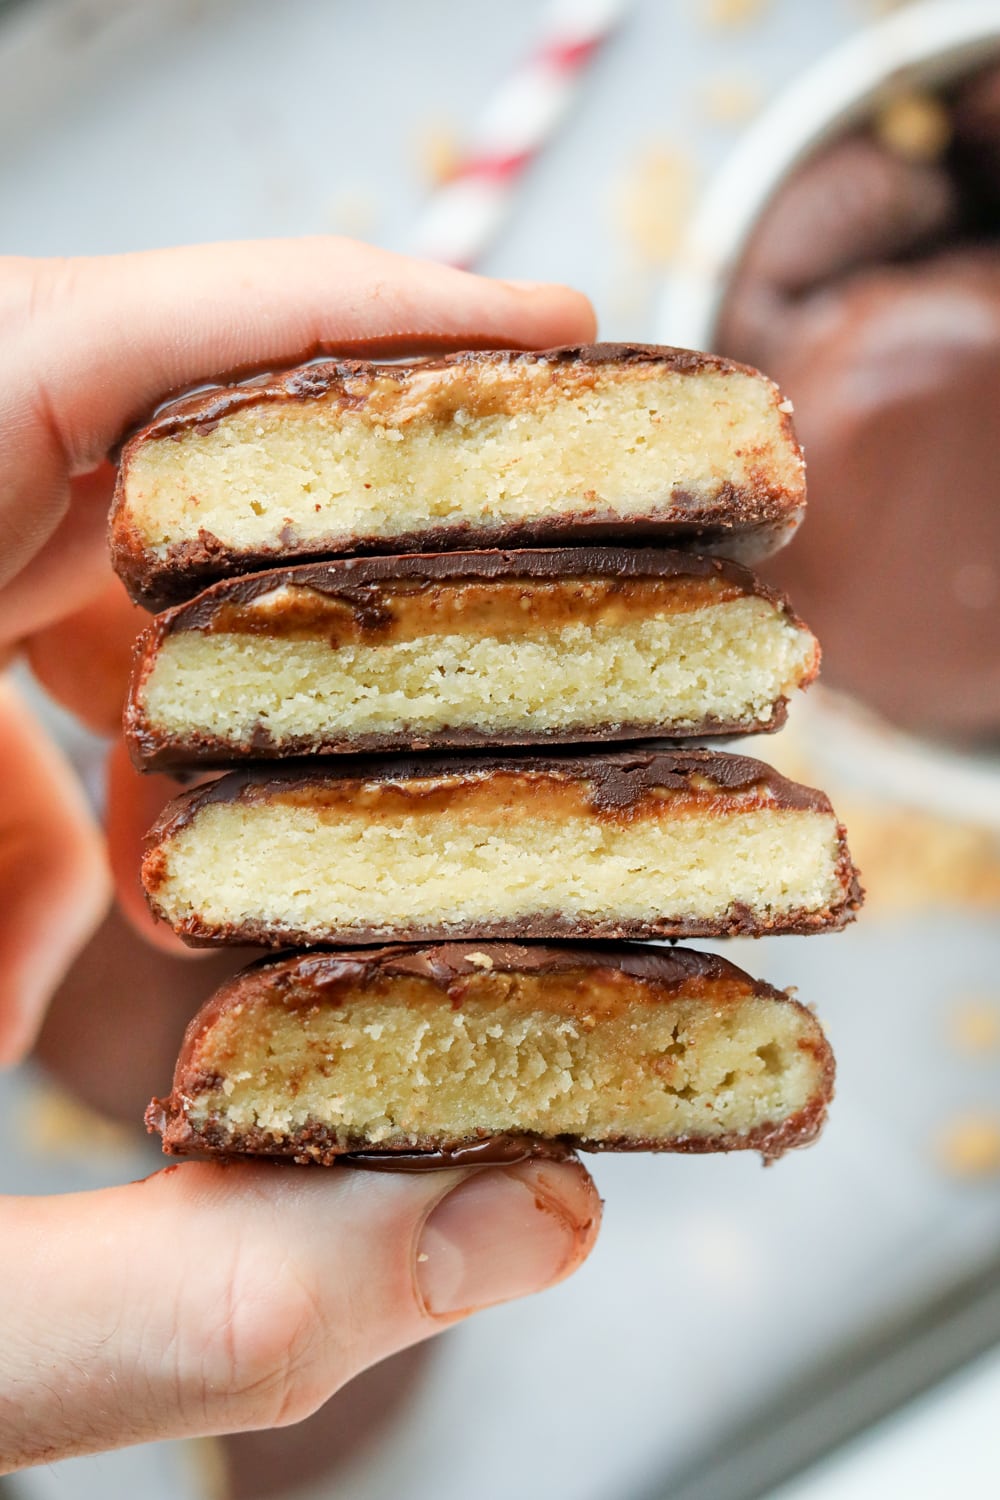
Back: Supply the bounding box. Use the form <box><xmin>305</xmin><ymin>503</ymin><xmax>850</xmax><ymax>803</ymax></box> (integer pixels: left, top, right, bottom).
<box><xmin>3</xmin><ymin>3</ymin><xmax>1000</xmax><ymax>1499</ymax></box>
<box><xmin>0</xmin><ymin>0</ymin><xmax>851</xmax><ymax>324</ymax></box>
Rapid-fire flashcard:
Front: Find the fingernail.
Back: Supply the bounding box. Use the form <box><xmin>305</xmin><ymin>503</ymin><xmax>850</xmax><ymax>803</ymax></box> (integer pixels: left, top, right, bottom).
<box><xmin>416</xmin><ymin>1163</ymin><xmax>596</xmax><ymax>1317</ymax></box>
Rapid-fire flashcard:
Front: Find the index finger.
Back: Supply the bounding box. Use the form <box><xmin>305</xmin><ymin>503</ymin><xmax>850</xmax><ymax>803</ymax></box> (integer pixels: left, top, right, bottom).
<box><xmin>1</xmin><ymin>239</ymin><xmax>595</xmax><ymax>591</ymax></box>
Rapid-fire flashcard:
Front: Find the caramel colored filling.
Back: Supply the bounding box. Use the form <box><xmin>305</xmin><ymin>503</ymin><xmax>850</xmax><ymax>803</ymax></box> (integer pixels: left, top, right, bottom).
<box><xmin>201</xmin><ymin>575</ymin><xmax>744</xmax><ymax>645</ymax></box>
<box><xmin>253</xmin><ymin>769</ymin><xmax>773</xmax><ymax>824</ymax></box>
<box><xmin>180</xmin><ymin>970</ymin><xmax>826</xmax><ymax>1146</ymax></box>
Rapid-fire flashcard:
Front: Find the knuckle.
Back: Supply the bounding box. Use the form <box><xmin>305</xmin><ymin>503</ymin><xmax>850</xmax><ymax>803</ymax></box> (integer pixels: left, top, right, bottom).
<box><xmin>0</xmin><ymin>257</ymin><xmax>39</xmax><ymax>342</ymax></box>
<box><xmin>191</xmin><ymin>1243</ymin><xmax>346</xmax><ymax>1432</ymax></box>
<box><xmin>27</xmin><ymin>256</ymin><xmax>82</xmax><ymax>327</ymax></box>
<box><xmin>0</xmin><ymin>255</ymin><xmax>90</xmax><ymax>472</ymax></box>
<box><xmin>0</xmin><ymin>255</ymin><xmax>77</xmax><ymax>344</ymax></box>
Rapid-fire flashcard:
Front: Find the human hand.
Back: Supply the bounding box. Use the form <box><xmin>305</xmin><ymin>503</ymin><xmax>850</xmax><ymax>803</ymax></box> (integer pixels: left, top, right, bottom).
<box><xmin>0</xmin><ymin>240</ymin><xmax>601</xmax><ymax>1471</ymax></box>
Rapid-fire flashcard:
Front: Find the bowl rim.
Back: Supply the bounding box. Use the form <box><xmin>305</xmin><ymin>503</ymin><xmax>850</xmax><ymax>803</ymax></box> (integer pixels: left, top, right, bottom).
<box><xmin>657</xmin><ymin>0</ymin><xmax>1000</xmax><ymax>351</ymax></box>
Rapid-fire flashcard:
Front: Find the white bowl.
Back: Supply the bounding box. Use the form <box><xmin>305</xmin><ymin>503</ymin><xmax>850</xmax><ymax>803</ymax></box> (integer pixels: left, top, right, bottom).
<box><xmin>658</xmin><ymin>0</ymin><xmax>1000</xmax><ymax>832</ymax></box>
<box><xmin>658</xmin><ymin>0</ymin><xmax>1000</xmax><ymax>352</ymax></box>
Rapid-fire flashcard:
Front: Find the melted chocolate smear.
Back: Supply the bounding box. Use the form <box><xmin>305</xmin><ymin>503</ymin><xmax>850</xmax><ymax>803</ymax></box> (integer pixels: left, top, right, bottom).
<box><xmin>339</xmin><ymin>1136</ymin><xmax>576</xmax><ymax>1171</ymax></box>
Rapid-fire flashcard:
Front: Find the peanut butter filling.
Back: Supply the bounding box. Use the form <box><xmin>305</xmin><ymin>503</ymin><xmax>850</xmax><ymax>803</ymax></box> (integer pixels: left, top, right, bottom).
<box><xmin>257</xmin><ymin>768</ymin><xmax>776</xmax><ymax>826</ymax></box>
<box><xmin>230</xmin><ymin>967</ymin><xmax>760</xmax><ymax>1024</ymax></box>
<box><xmin>199</xmin><ymin>575</ymin><xmax>745</xmax><ymax>646</ymax></box>
<box><xmin>263</xmin><ymin>356</ymin><xmax>658</xmax><ymax>425</ymax></box>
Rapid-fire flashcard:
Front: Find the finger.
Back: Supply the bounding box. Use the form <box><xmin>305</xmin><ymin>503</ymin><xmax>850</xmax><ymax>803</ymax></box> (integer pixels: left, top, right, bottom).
<box><xmin>27</xmin><ymin>243</ymin><xmax>596</xmax><ymax>466</ymax></box>
<box><xmin>34</xmin><ymin>903</ymin><xmax>257</xmax><ymax>1123</ymax></box>
<box><xmin>1</xmin><ymin>241</ymin><xmax>596</xmax><ymax>588</ymax></box>
<box><xmin>24</xmin><ymin>569</ymin><xmax>144</xmax><ymax>736</ymax></box>
<box><xmin>0</xmin><ymin>1156</ymin><xmax>600</xmax><ymax>1469</ymax></box>
<box><xmin>0</xmin><ymin>680</ymin><xmax>110</xmax><ymax>1064</ymax></box>
<box><xmin>104</xmin><ymin>738</ymin><xmax>209</xmax><ymax>959</ymax></box>
<box><xmin>0</xmin><ymin>465</ymin><xmax>118</xmax><ymax>647</ymax></box>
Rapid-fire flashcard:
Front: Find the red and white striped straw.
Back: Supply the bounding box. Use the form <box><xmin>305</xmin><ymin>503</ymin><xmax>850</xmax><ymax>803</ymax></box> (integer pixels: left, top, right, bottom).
<box><xmin>411</xmin><ymin>0</ymin><xmax>630</xmax><ymax>269</ymax></box>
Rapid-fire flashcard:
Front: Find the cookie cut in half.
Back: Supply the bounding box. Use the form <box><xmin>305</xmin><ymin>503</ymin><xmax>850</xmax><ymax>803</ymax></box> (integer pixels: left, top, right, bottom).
<box><xmin>111</xmin><ymin>344</ymin><xmax>806</xmax><ymax>607</ymax></box>
<box><xmin>146</xmin><ymin>942</ymin><xmax>835</xmax><ymax>1164</ymax></box>
<box><xmin>125</xmin><ymin>548</ymin><xmax>819</xmax><ymax>769</ymax></box>
<box><xmin>142</xmin><ymin>749</ymin><xmax>862</xmax><ymax>947</ymax></box>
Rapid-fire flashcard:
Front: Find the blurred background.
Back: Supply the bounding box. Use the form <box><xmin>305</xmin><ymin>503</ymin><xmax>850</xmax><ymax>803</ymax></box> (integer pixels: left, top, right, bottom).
<box><xmin>3</xmin><ymin>1</ymin><xmax>1000</xmax><ymax>1497</ymax></box>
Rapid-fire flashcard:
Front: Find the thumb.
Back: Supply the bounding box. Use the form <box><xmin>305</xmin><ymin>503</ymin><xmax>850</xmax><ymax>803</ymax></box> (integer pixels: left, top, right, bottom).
<box><xmin>1</xmin><ymin>1157</ymin><xmax>600</xmax><ymax>1471</ymax></box>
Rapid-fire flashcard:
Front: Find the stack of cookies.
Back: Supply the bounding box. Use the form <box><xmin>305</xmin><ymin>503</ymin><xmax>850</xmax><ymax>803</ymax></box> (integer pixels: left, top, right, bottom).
<box><xmin>111</xmin><ymin>345</ymin><xmax>861</xmax><ymax>1168</ymax></box>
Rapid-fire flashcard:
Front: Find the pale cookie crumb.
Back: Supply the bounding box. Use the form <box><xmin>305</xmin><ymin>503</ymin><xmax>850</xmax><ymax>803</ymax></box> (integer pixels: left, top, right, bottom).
<box><xmin>139</xmin><ymin>598</ymin><xmax>816</xmax><ymax>753</ymax></box>
<box><xmin>937</xmin><ymin>1115</ymin><xmax>1000</xmax><ymax>1178</ymax></box>
<box><xmin>180</xmin><ymin>980</ymin><xmax>826</xmax><ymax>1147</ymax></box>
<box><xmin>414</xmin><ymin>117</ymin><xmax>462</xmax><ymax>185</ymax></box>
<box><xmin>700</xmin><ymin>74</ymin><xmax>762</xmax><ymax>126</ymax></box>
<box><xmin>874</xmin><ymin>92</ymin><xmax>951</xmax><ymax>163</ymax></box>
<box><xmin>759</xmin><ymin>720</ymin><xmax>1000</xmax><ymax>913</ymax></box>
<box><xmin>948</xmin><ymin>1000</ymin><xmax>1000</xmax><ymax>1055</ymax></box>
<box><xmin>180</xmin><ymin>1436</ymin><xmax>229</xmax><ymax>1500</ymax></box>
<box><xmin>700</xmin><ymin>0</ymin><xmax>771</xmax><ymax>27</ymax></box>
<box><xmin>154</xmin><ymin>798</ymin><xmax>848</xmax><ymax>941</ymax></box>
<box><xmin>324</xmin><ymin>187</ymin><xmax>381</xmax><ymax>238</ymax></box>
<box><xmin>122</xmin><ymin>357</ymin><xmax>802</xmax><ymax>574</ymax></box>
<box><xmin>17</xmin><ymin>1081</ymin><xmax>134</xmax><ymax>1162</ymax></box>
<box><xmin>612</xmin><ymin>143</ymin><xmax>696</xmax><ymax>266</ymax></box>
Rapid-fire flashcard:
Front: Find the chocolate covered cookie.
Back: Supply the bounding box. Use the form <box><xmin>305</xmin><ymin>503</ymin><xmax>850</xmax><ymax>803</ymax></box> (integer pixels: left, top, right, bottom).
<box><xmin>126</xmin><ymin>548</ymin><xmax>819</xmax><ymax>768</ymax></box>
<box><xmin>111</xmin><ymin>344</ymin><xmax>806</xmax><ymax>607</ymax></box>
<box><xmin>147</xmin><ymin>942</ymin><xmax>835</xmax><ymax>1164</ymax></box>
<box><xmin>141</xmin><ymin>749</ymin><xmax>861</xmax><ymax>947</ymax></box>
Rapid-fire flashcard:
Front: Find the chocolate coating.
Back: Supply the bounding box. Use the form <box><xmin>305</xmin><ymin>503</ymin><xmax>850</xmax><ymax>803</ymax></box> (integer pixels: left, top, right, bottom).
<box><xmin>137</xmin><ymin>544</ymin><xmax>790</xmax><ymax>625</ymax></box>
<box><xmin>338</xmin><ymin>1138</ymin><xmax>574</xmax><ymax>1170</ymax></box>
<box><xmin>189</xmin><ymin>937</ymin><xmax>791</xmax><ymax>1008</ymax></box>
<box><xmin>109</xmin><ymin>343</ymin><xmax>805</xmax><ymax>608</ymax></box>
<box><xmin>153</xmin><ymin>1116</ymin><xmax>828</xmax><ymax>1167</ymax></box>
<box><xmin>148</xmin><ymin>745</ymin><xmax>840</xmax><ymax>831</ymax></box>
<box><xmin>126</xmin><ymin>546</ymin><xmax>815</xmax><ymax>769</ymax></box>
<box><xmin>147</xmin><ymin>941</ymin><xmax>835</xmax><ymax>1164</ymax></box>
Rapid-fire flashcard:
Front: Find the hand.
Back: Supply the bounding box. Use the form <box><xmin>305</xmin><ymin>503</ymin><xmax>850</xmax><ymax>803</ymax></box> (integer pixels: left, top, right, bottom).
<box><xmin>0</xmin><ymin>240</ymin><xmax>601</xmax><ymax>1471</ymax></box>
